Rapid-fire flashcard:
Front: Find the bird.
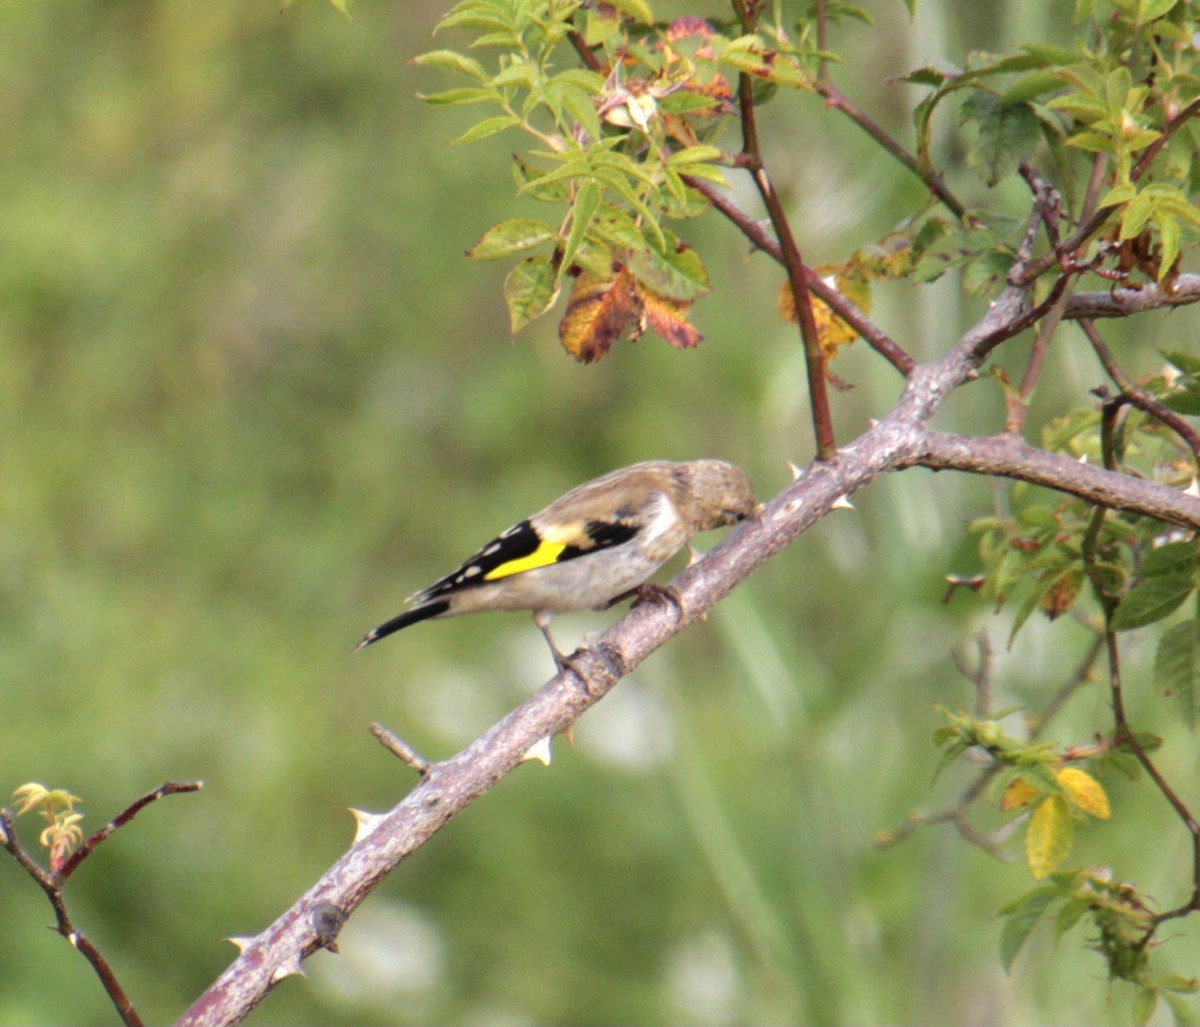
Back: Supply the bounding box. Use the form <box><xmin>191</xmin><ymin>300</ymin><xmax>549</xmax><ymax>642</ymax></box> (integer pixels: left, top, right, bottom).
<box><xmin>355</xmin><ymin>459</ymin><xmax>757</xmax><ymax>668</ymax></box>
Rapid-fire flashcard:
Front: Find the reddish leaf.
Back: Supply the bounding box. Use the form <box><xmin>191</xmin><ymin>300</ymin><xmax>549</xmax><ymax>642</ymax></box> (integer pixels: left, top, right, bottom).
<box><xmin>559</xmin><ymin>269</ymin><xmax>639</xmax><ymax>363</ymax></box>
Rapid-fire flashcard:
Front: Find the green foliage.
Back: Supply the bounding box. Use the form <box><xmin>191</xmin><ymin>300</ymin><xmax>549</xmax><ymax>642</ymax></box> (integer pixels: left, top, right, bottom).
<box><xmin>415</xmin><ymin>0</ymin><xmax>823</xmax><ymax>359</ymax></box>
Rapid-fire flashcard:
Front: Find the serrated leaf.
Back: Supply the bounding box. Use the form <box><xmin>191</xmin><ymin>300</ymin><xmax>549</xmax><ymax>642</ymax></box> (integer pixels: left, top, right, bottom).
<box><xmin>1155</xmin><ymin>211</ymin><xmax>1181</xmax><ymax>279</ymax></box>
<box><xmin>412</xmin><ymin>49</ymin><xmax>488</xmax><ymax>81</ymax></box>
<box><xmin>468</xmin><ymin>219</ymin><xmax>556</xmax><ymax>260</ymax></box>
<box><xmin>504</xmin><ymin>256</ymin><xmax>559</xmax><ymax>334</ymax></box>
<box><xmin>635</xmin><ymin>284</ymin><xmax>701</xmax><ymax>350</ymax></box>
<box><xmin>1055</xmin><ymin>767</ymin><xmax>1111</xmax><ymax>819</ymax></box>
<box><xmin>962</xmin><ymin>94</ymin><xmax>1040</xmax><ymax>186</ymax></box>
<box><xmin>1155</xmin><ymin>617</ymin><xmax>1199</xmax><ymax>729</ymax></box>
<box><xmin>999</xmin><ymin>886</ymin><xmax>1059</xmax><ymax>971</ymax></box>
<box><xmin>558</xmin><ymin>268</ymin><xmax>639</xmax><ymax>363</ymax></box>
<box><xmin>666</xmin><ymin>144</ymin><xmax>725</xmax><ymax>167</ymax></box>
<box><xmin>420</xmin><ymin>87</ymin><xmax>499</xmax><ymax>107</ymax></box>
<box><xmin>626</xmin><ymin>232</ymin><xmax>711</xmax><ymax>302</ymax></box>
<box><xmin>560</xmin><ymin>180</ymin><xmax>600</xmax><ymax>278</ymax></box>
<box><xmin>963</xmin><ymin>249</ymin><xmax>1014</xmax><ymax>296</ymax></box>
<box><xmin>1141</xmin><ymin>541</ymin><xmax>1198</xmax><ymax>578</ymax></box>
<box><xmin>451</xmin><ymin>114</ymin><xmax>521</xmax><ymax>145</ymax></box>
<box><xmin>1099</xmin><ymin>183</ymin><xmax>1138</xmax><ymax>208</ymax></box>
<box><xmin>1026</xmin><ymin>795</ymin><xmax>1072</xmax><ymax>880</ymax></box>
<box><xmin>1112</xmin><ymin>573</ymin><xmax>1194</xmax><ymax>630</ymax></box>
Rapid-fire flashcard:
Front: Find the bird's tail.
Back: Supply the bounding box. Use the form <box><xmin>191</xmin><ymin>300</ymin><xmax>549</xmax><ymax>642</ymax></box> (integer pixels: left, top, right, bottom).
<box><xmin>354</xmin><ymin>599</ymin><xmax>451</xmax><ymax>651</ymax></box>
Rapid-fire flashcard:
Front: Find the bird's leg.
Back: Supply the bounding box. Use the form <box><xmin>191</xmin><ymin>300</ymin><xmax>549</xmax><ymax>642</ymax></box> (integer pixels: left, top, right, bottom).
<box><xmin>533</xmin><ymin>611</ymin><xmax>622</xmax><ymax>697</ymax></box>
<box><xmin>629</xmin><ymin>582</ymin><xmax>689</xmax><ymax>623</ymax></box>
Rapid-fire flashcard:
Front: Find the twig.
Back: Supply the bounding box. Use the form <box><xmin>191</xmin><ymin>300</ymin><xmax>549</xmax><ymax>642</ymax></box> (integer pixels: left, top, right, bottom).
<box><xmin>370</xmin><ymin>723</ymin><xmax>431</xmax><ymax>775</ymax></box>
<box><xmin>1079</xmin><ymin>317</ymin><xmax>1200</xmax><ymax>469</ymax></box>
<box><xmin>729</xmin><ymin>0</ymin><xmax>835</xmax><ymax>459</ymax></box>
<box><xmin>681</xmin><ymin>175</ymin><xmax>915</xmax><ymax>375</ymax></box>
<box><xmin>3</xmin><ymin>782</ymin><xmax>202</xmax><ymax>1027</ymax></box>
<box><xmin>1018</xmin><ymin>97</ymin><xmax>1200</xmax><ymax>285</ymax></box>
<box><xmin>815</xmin><ymin>79</ymin><xmax>968</xmax><ymax>221</ymax></box>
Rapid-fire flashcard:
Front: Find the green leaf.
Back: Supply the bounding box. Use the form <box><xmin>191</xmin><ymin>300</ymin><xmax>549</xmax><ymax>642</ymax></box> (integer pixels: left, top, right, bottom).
<box><xmin>419</xmin><ymin>87</ymin><xmax>499</xmax><ymax>107</ymax></box>
<box><xmin>560</xmin><ymin>180</ymin><xmax>600</xmax><ymax>278</ymax></box>
<box><xmin>1155</xmin><ymin>617</ymin><xmax>1200</xmax><ymax>729</ymax></box>
<box><xmin>1162</xmin><ymin>388</ymin><xmax>1200</xmax><ymax>415</ymax></box>
<box><xmin>467</xmin><ymin>219</ymin><xmax>556</xmax><ymax>260</ymax></box>
<box><xmin>1134</xmin><ymin>0</ymin><xmax>1178</xmax><ymax>22</ymax></box>
<box><xmin>666</xmin><ymin>145</ymin><xmax>726</xmax><ymax>168</ymax></box>
<box><xmin>1163</xmin><ymin>991</ymin><xmax>1200</xmax><ymax>1027</ymax></box>
<box><xmin>962</xmin><ymin>249</ymin><xmax>1014</xmax><ymax>296</ymax></box>
<box><xmin>962</xmin><ymin>94</ymin><xmax>1041</xmax><ymax>185</ymax></box>
<box><xmin>626</xmin><ymin>230</ymin><xmax>712</xmax><ymax>301</ymax></box>
<box><xmin>1162</xmin><ymin>349</ymin><xmax>1200</xmax><ymax>375</ymax></box>
<box><xmin>1054</xmin><ymin>896</ymin><xmax>1092</xmax><ymax>938</ymax></box>
<box><xmin>412</xmin><ymin>49</ymin><xmax>488</xmax><ymax>81</ymax></box>
<box><xmin>1132</xmin><ymin>987</ymin><xmax>1158</xmax><ymax>1027</ymax></box>
<box><xmin>606</xmin><ymin>0</ymin><xmax>654</xmax><ymax>23</ymax></box>
<box><xmin>451</xmin><ymin>114</ymin><xmax>521</xmax><ymax>145</ymax></box>
<box><xmin>1112</xmin><ymin>574</ymin><xmax>1194</xmax><ymax>630</ymax></box>
<box><xmin>436</xmin><ymin>1</ymin><xmax>513</xmax><ymax>33</ymax></box>
<box><xmin>1140</xmin><ymin>541</ymin><xmax>1198</xmax><ymax>578</ymax></box>
<box><xmin>999</xmin><ymin>886</ymin><xmax>1059</xmax><ymax>971</ymax></box>
<box><xmin>504</xmin><ymin>256</ymin><xmax>559</xmax><ymax>333</ymax></box>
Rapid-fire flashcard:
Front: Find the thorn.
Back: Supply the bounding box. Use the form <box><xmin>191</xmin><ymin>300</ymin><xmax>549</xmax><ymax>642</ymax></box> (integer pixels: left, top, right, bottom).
<box><xmin>225</xmin><ymin>935</ymin><xmax>256</xmax><ymax>953</ymax></box>
<box><xmin>685</xmin><ymin>543</ymin><xmax>703</xmax><ymax>567</ymax></box>
<box><xmin>786</xmin><ymin>460</ymin><xmax>804</xmax><ymax>481</ymax></box>
<box><xmin>67</xmin><ymin>931</ymin><xmax>81</xmax><ymax>950</ymax></box>
<box><xmin>349</xmin><ymin>808</ymin><xmax>387</xmax><ymax>843</ymax></box>
<box><xmin>831</xmin><ymin>494</ymin><xmax>855</xmax><ymax>510</ymax></box>
<box><xmin>521</xmin><ymin>736</ymin><xmax>553</xmax><ymax>766</ymax></box>
<box><xmin>1078</xmin><ymin>453</ymin><xmax>1089</xmax><ymax>464</ymax></box>
<box><xmin>1186</xmin><ymin>478</ymin><xmax>1200</xmax><ymax>498</ymax></box>
<box><xmin>271</xmin><ymin>955</ymin><xmax>306</xmax><ymax>983</ymax></box>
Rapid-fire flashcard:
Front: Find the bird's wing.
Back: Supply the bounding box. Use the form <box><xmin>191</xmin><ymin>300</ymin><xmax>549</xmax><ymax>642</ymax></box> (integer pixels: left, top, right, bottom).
<box><xmin>410</xmin><ymin>515</ymin><xmax>642</xmax><ymax>602</ymax></box>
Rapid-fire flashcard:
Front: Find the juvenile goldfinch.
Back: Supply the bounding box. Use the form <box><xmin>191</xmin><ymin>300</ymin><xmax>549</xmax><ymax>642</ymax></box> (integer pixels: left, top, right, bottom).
<box><xmin>356</xmin><ymin>459</ymin><xmax>757</xmax><ymax>667</ymax></box>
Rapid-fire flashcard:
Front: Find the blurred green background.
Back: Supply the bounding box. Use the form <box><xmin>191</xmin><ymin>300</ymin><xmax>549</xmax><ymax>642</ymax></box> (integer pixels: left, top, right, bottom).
<box><xmin>2</xmin><ymin>1</ymin><xmax>1198</xmax><ymax>1024</ymax></box>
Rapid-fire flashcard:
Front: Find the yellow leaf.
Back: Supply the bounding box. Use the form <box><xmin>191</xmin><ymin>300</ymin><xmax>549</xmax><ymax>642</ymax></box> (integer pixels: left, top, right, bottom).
<box><xmin>1026</xmin><ymin>795</ymin><xmax>1072</xmax><ymax>880</ymax></box>
<box><xmin>1056</xmin><ymin>767</ymin><xmax>1111</xmax><ymax>820</ymax></box>
<box><xmin>1001</xmin><ymin>778</ymin><xmax>1039</xmax><ymax>811</ymax></box>
<box><xmin>777</xmin><ymin>267</ymin><xmax>872</xmax><ymax>359</ymax></box>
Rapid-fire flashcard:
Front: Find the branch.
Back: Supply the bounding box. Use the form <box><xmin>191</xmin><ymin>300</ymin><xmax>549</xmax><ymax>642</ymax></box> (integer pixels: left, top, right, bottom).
<box><xmin>1063</xmin><ymin>273</ymin><xmax>1200</xmax><ymax>319</ymax></box>
<box><xmin>177</xmin><ymin>252</ymin><xmax>1200</xmax><ymax>1024</ymax></box>
<box><xmin>911</xmin><ymin>431</ymin><xmax>1200</xmax><ymax>530</ymax></box>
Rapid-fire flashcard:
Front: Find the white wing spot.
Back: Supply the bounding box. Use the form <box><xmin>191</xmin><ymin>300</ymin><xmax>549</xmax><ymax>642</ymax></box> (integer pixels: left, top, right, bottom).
<box><xmin>643</xmin><ymin>492</ymin><xmax>680</xmax><ymax>543</ymax></box>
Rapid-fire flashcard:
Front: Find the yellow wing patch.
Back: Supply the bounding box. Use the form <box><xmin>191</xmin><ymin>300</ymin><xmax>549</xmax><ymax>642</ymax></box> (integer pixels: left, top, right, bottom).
<box><xmin>484</xmin><ymin>540</ymin><xmax>568</xmax><ymax>581</ymax></box>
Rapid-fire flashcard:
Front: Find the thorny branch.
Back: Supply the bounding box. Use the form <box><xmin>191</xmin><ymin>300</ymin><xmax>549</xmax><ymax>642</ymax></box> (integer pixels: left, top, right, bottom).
<box><xmin>175</xmin><ymin>174</ymin><xmax>1200</xmax><ymax>1021</ymax></box>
